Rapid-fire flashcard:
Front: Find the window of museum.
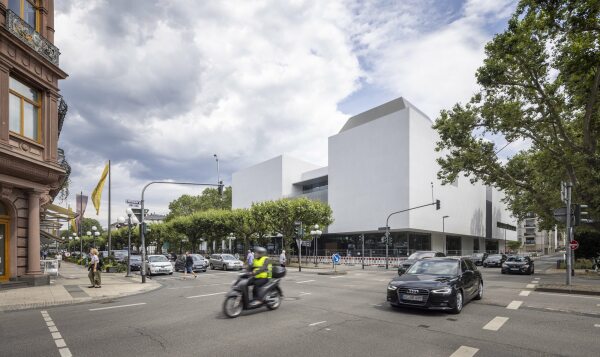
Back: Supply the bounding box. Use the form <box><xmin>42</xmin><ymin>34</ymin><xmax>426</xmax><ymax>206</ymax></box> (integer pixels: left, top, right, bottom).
<box><xmin>9</xmin><ymin>76</ymin><xmax>42</xmax><ymax>143</ymax></box>
<box><xmin>8</xmin><ymin>0</ymin><xmax>40</xmax><ymax>31</ymax></box>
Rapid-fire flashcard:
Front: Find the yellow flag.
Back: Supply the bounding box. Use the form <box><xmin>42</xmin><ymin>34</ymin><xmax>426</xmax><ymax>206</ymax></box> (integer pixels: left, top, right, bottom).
<box><xmin>91</xmin><ymin>163</ymin><xmax>109</xmax><ymax>215</ymax></box>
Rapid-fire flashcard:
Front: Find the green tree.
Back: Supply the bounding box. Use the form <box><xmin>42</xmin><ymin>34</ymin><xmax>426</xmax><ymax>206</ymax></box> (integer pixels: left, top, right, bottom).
<box><xmin>166</xmin><ymin>186</ymin><xmax>232</xmax><ymax>220</ymax></box>
<box><xmin>433</xmin><ymin>0</ymin><xmax>600</xmax><ymax>230</ymax></box>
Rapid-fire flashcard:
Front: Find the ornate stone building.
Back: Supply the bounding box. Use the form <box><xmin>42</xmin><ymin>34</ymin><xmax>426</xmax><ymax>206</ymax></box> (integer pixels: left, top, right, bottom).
<box><xmin>0</xmin><ymin>0</ymin><xmax>68</xmax><ymax>285</ymax></box>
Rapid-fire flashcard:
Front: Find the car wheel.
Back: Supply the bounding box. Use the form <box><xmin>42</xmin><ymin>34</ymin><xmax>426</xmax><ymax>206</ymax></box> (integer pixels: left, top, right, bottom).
<box><xmin>451</xmin><ymin>290</ymin><xmax>463</xmax><ymax>314</ymax></box>
<box><xmin>474</xmin><ymin>281</ymin><xmax>483</xmax><ymax>300</ymax></box>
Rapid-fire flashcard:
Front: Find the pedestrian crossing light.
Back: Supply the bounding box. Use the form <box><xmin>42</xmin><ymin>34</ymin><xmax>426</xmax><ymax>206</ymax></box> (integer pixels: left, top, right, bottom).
<box><xmin>436</xmin><ymin>199</ymin><xmax>441</xmax><ymax>210</ymax></box>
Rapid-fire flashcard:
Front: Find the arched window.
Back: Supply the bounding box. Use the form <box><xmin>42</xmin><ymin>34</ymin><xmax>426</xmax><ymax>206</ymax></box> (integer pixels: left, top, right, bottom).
<box><xmin>8</xmin><ymin>0</ymin><xmax>40</xmax><ymax>31</ymax></box>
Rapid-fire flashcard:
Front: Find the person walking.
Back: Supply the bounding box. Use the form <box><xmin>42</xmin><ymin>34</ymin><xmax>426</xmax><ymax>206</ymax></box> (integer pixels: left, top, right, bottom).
<box><xmin>184</xmin><ymin>251</ymin><xmax>197</xmax><ymax>279</ymax></box>
<box><xmin>88</xmin><ymin>248</ymin><xmax>101</xmax><ymax>288</ymax></box>
<box><xmin>246</xmin><ymin>250</ymin><xmax>254</xmax><ymax>270</ymax></box>
<box><xmin>279</xmin><ymin>250</ymin><xmax>287</xmax><ymax>267</ymax></box>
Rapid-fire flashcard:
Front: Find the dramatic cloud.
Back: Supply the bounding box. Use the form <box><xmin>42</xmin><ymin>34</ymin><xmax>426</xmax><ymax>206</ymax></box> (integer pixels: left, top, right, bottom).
<box><xmin>54</xmin><ymin>0</ymin><xmax>516</xmax><ymax>225</ymax></box>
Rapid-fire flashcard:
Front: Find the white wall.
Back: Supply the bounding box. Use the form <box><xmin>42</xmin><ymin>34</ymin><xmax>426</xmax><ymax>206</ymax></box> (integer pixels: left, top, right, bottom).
<box><xmin>328</xmin><ymin>109</ymin><xmax>410</xmax><ymax>233</ymax></box>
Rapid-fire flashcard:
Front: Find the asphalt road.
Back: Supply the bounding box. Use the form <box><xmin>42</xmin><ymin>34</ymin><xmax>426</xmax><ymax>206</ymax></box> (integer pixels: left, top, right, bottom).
<box><xmin>2</xmin><ymin>255</ymin><xmax>599</xmax><ymax>357</ymax></box>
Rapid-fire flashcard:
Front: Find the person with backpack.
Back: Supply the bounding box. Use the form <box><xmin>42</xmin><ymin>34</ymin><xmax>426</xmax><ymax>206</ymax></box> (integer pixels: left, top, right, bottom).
<box><xmin>88</xmin><ymin>248</ymin><xmax>102</xmax><ymax>288</ymax></box>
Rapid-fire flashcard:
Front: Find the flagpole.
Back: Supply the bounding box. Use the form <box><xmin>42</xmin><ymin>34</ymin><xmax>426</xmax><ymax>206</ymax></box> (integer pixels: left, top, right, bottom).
<box><xmin>108</xmin><ymin>160</ymin><xmax>112</xmax><ymax>257</ymax></box>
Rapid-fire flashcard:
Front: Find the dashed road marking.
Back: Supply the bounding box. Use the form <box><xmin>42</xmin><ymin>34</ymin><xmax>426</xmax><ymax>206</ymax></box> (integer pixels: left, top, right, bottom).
<box><xmin>187</xmin><ymin>292</ymin><xmax>227</xmax><ymax>299</ymax></box>
<box><xmin>296</xmin><ymin>280</ymin><xmax>316</xmax><ymax>284</ymax></box>
<box><xmin>308</xmin><ymin>321</ymin><xmax>327</xmax><ymax>326</ymax></box>
<box><xmin>519</xmin><ymin>290</ymin><xmax>531</xmax><ymax>297</ymax></box>
<box><xmin>41</xmin><ymin>311</ymin><xmax>72</xmax><ymax>357</ymax></box>
<box><xmin>506</xmin><ymin>301</ymin><xmax>523</xmax><ymax>310</ymax></box>
<box><xmin>450</xmin><ymin>346</ymin><xmax>479</xmax><ymax>357</ymax></box>
<box><xmin>526</xmin><ymin>284</ymin><xmax>536</xmax><ymax>289</ymax></box>
<box><xmin>89</xmin><ymin>302</ymin><xmax>147</xmax><ymax>311</ymax></box>
<box><xmin>483</xmin><ymin>316</ymin><xmax>509</xmax><ymax>331</ymax></box>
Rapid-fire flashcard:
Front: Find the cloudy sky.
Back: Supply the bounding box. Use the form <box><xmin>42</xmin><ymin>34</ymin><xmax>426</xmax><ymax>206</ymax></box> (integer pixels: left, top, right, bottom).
<box><xmin>54</xmin><ymin>0</ymin><xmax>517</xmax><ymax>227</ymax></box>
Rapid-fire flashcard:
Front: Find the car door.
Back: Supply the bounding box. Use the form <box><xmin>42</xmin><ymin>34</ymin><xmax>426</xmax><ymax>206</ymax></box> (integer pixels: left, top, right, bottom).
<box><xmin>460</xmin><ymin>260</ymin><xmax>475</xmax><ymax>298</ymax></box>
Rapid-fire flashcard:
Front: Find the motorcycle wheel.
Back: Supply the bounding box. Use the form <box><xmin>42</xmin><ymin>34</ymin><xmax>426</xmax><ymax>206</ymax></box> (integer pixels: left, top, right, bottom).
<box><xmin>223</xmin><ymin>295</ymin><xmax>243</xmax><ymax>318</ymax></box>
<box><xmin>265</xmin><ymin>290</ymin><xmax>281</xmax><ymax>310</ymax></box>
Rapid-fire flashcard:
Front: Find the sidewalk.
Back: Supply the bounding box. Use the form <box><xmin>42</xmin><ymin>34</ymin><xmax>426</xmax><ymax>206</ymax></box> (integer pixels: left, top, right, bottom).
<box><xmin>0</xmin><ymin>262</ymin><xmax>161</xmax><ymax>312</ymax></box>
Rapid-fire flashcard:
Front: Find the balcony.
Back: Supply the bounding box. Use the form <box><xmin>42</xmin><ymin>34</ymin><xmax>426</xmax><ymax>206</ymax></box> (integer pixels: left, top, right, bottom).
<box><xmin>5</xmin><ymin>10</ymin><xmax>60</xmax><ymax>66</ymax></box>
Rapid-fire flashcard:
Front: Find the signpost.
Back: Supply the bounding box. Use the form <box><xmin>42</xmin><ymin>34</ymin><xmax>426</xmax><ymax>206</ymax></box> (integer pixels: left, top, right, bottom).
<box><xmin>569</xmin><ymin>240</ymin><xmax>579</xmax><ymax>250</ymax></box>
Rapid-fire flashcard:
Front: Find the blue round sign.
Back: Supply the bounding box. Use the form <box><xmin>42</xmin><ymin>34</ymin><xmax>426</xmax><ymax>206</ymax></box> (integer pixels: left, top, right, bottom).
<box><xmin>332</xmin><ymin>253</ymin><xmax>341</xmax><ymax>264</ymax></box>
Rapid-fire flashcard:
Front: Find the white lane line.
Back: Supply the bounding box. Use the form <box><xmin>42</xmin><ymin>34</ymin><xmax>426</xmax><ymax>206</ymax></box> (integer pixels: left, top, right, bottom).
<box><xmin>89</xmin><ymin>302</ymin><xmax>147</xmax><ymax>311</ymax></box>
<box><xmin>296</xmin><ymin>280</ymin><xmax>315</xmax><ymax>284</ymax></box>
<box><xmin>538</xmin><ymin>292</ymin><xmax>600</xmax><ymax>300</ymax></box>
<box><xmin>526</xmin><ymin>284</ymin><xmax>536</xmax><ymax>288</ymax></box>
<box><xmin>483</xmin><ymin>316</ymin><xmax>509</xmax><ymax>331</ymax></box>
<box><xmin>308</xmin><ymin>321</ymin><xmax>327</xmax><ymax>327</ymax></box>
<box><xmin>450</xmin><ymin>345</ymin><xmax>479</xmax><ymax>357</ymax></box>
<box><xmin>41</xmin><ymin>311</ymin><xmax>72</xmax><ymax>357</ymax></box>
<box><xmin>506</xmin><ymin>301</ymin><xmax>523</xmax><ymax>310</ymax></box>
<box><xmin>186</xmin><ymin>292</ymin><xmax>227</xmax><ymax>299</ymax></box>
<box><xmin>519</xmin><ymin>290</ymin><xmax>531</xmax><ymax>297</ymax></box>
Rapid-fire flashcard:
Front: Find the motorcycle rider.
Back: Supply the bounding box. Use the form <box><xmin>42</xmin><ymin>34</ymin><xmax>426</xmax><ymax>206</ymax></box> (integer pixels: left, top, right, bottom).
<box><xmin>249</xmin><ymin>247</ymin><xmax>272</xmax><ymax>307</ymax></box>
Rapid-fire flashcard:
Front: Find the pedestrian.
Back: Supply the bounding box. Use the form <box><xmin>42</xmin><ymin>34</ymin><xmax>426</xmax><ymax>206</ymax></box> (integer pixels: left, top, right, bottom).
<box><xmin>279</xmin><ymin>250</ymin><xmax>287</xmax><ymax>268</ymax></box>
<box><xmin>88</xmin><ymin>248</ymin><xmax>101</xmax><ymax>288</ymax></box>
<box><xmin>184</xmin><ymin>251</ymin><xmax>197</xmax><ymax>279</ymax></box>
<box><xmin>246</xmin><ymin>249</ymin><xmax>254</xmax><ymax>269</ymax></box>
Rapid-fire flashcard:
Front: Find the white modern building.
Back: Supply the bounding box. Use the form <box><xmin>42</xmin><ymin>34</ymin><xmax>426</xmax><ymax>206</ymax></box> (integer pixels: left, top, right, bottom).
<box><xmin>233</xmin><ymin>97</ymin><xmax>517</xmax><ymax>256</ymax></box>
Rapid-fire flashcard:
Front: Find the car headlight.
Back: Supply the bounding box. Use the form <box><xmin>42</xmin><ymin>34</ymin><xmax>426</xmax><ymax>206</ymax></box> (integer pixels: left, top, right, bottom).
<box><xmin>431</xmin><ymin>287</ymin><xmax>453</xmax><ymax>295</ymax></box>
<box><xmin>387</xmin><ymin>284</ymin><xmax>398</xmax><ymax>291</ymax></box>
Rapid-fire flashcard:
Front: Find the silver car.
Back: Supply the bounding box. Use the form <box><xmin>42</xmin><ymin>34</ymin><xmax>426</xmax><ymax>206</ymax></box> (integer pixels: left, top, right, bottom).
<box><xmin>209</xmin><ymin>254</ymin><xmax>244</xmax><ymax>271</ymax></box>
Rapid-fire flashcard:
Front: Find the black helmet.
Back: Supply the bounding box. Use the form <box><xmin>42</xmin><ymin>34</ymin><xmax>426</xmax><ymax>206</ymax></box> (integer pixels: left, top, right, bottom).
<box><xmin>255</xmin><ymin>247</ymin><xmax>267</xmax><ymax>255</ymax></box>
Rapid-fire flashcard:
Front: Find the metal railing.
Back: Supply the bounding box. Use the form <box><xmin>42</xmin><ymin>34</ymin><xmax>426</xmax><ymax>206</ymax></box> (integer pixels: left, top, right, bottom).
<box><xmin>5</xmin><ymin>10</ymin><xmax>60</xmax><ymax>65</ymax></box>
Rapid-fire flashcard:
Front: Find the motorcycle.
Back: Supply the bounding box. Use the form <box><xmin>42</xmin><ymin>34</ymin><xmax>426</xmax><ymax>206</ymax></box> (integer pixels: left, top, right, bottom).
<box><xmin>222</xmin><ymin>267</ymin><xmax>285</xmax><ymax>318</ymax></box>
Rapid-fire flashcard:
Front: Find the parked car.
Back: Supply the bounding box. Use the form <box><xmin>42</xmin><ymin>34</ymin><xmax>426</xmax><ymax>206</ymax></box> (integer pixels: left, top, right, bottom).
<box><xmin>502</xmin><ymin>255</ymin><xmax>534</xmax><ymax>275</ymax></box>
<box><xmin>398</xmin><ymin>251</ymin><xmax>446</xmax><ymax>275</ymax></box>
<box><xmin>209</xmin><ymin>254</ymin><xmax>244</xmax><ymax>271</ymax></box>
<box><xmin>175</xmin><ymin>254</ymin><xmax>207</xmax><ymax>272</ymax></box>
<box><xmin>387</xmin><ymin>258</ymin><xmax>483</xmax><ymax>314</ymax></box>
<box><xmin>145</xmin><ymin>255</ymin><xmax>173</xmax><ymax>276</ymax></box>
<box><xmin>483</xmin><ymin>254</ymin><xmax>507</xmax><ymax>267</ymax></box>
<box><xmin>129</xmin><ymin>255</ymin><xmax>142</xmax><ymax>271</ymax></box>
<box><xmin>471</xmin><ymin>252</ymin><xmax>489</xmax><ymax>266</ymax></box>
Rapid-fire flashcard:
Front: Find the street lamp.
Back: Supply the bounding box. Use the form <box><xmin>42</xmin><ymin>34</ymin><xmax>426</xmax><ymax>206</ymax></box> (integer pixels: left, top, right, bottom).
<box><xmin>442</xmin><ymin>215</ymin><xmax>449</xmax><ymax>254</ymax></box>
<box><xmin>310</xmin><ymin>224</ymin><xmax>322</xmax><ymax>267</ymax></box>
<box><xmin>227</xmin><ymin>233</ymin><xmax>236</xmax><ymax>253</ymax></box>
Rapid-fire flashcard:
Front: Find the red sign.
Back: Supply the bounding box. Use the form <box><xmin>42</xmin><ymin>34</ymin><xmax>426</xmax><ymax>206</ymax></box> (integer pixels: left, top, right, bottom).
<box><xmin>569</xmin><ymin>240</ymin><xmax>579</xmax><ymax>250</ymax></box>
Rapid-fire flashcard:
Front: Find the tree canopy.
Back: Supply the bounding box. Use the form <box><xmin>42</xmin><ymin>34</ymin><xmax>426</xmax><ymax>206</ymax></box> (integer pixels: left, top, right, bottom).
<box><xmin>433</xmin><ymin>0</ymin><xmax>600</xmax><ymax>230</ymax></box>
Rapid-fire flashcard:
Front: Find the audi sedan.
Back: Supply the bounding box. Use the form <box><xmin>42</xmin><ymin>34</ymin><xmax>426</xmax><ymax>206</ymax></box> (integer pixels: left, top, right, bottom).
<box><xmin>502</xmin><ymin>255</ymin><xmax>534</xmax><ymax>275</ymax></box>
<box><xmin>387</xmin><ymin>258</ymin><xmax>483</xmax><ymax>314</ymax></box>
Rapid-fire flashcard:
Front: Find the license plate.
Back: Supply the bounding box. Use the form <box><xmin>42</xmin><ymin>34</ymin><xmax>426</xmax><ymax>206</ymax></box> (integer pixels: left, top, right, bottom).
<box><xmin>403</xmin><ymin>294</ymin><xmax>423</xmax><ymax>301</ymax></box>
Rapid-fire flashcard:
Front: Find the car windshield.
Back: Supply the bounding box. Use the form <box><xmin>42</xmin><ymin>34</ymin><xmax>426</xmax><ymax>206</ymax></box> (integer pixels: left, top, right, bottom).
<box><xmin>149</xmin><ymin>256</ymin><xmax>168</xmax><ymax>262</ymax></box>
<box><xmin>488</xmin><ymin>255</ymin><xmax>502</xmax><ymax>259</ymax></box>
<box><xmin>406</xmin><ymin>260</ymin><xmax>458</xmax><ymax>275</ymax></box>
<box><xmin>222</xmin><ymin>255</ymin><xmax>236</xmax><ymax>260</ymax></box>
<box><xmin>507</xmin><ymin>256</ymin><xmax>528</xmax><ymax>262</ymax></box>
<box><xmin>408</xmin><ymin>252</ymin><xmax>435</xmax><ymax>260</ymax></box>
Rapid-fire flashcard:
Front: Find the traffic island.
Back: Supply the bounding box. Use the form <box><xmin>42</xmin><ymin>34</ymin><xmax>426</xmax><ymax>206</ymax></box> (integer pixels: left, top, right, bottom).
<box><xmin>535</xmin><ymin>283</ymin><xmax>600</xmax><ymax>296</ymax></box>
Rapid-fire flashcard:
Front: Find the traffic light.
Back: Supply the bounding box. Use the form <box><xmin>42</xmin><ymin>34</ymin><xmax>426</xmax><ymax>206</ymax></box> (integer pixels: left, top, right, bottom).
<box><xmin>435</xmin><ymin>199</ymin><xmax>441</xmax><ymax>210</ymax></box>
<box><xmin>218</xmin><ymin>181</ymin><xmax>224</xmax><ymax>196</ymax></box>
<box><xmin>574</xmin><ymin>204</ymin><xmax>590</xmax><ymax>225</ymax></box>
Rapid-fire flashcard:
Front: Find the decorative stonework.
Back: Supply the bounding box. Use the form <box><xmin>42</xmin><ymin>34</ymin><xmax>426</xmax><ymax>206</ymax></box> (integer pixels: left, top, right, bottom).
<box><xmin>5</xmin><ymin>10</ymin><xmax>60</xmax><ymax>66</ymax></box>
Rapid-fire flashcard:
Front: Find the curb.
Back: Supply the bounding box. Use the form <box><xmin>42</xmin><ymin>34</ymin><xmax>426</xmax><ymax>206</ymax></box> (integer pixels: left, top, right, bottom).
<box><xmin>535</xmin><ymin>287</ymin><xmax>600</xmax><ymax>296</ymax></box>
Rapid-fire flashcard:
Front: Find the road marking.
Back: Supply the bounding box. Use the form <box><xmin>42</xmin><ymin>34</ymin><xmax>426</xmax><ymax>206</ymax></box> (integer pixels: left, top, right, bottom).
<box><xmin>538</xmin><ymin>292</ymin><xmax>600</xmax><ymax>300</ymax></box>
<box><xmin>41</xmin><ymin>311</ymin><xmax>72</xmax><ymax>357</ymax></box>
<box><xmin>450</xmin><ymin>346</ymin><xmax>479</xmax><ymax>357</ymax></box>
<box><xmin>506</xmin><ymin>301</ymin><xmax>523</xmax><ymax>310</ymax></box>
<box><xmin>308</xmin><ymin>321</ymin><xmax>327</xmax><ymax>326</ymax></box>
<box><xmin>519</xmin><ymin>290</ymin><xmax>531</xmax><ymax>296</ymax></box>
<box><xmin>483</xmin><ymin>316</ymin><xmax>509</xmax><ymax>331</ymax></box>
<box><xmin>296</xmin><ymin>280</ymin><xmax>315</xmax><ymax>284</ymax></box>
<box><xmin>186</xmin><ymin>292</ymin><xmax>227</xmax><ymax>299</ymax></box>
<box><xmin>526</xmin><ymin>284</ymin><xmax>536</xmax><ymax>288</ymax></box>
<box><xmin>89</xmin><ymin>302</ymin><xmax>147</xmax><ymax>311</ymax></box>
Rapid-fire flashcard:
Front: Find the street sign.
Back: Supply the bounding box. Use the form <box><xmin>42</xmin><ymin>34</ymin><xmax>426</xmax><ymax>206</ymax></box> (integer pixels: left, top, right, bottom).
<box><xmin>569</xmin><ymin>240</ymin><xmax>579</xmax><ymax>250</ymax></box>
<box><xmin>332</xmin><ymin>253</ymin><xmax>341</xmax><ymax>264</ymax></box>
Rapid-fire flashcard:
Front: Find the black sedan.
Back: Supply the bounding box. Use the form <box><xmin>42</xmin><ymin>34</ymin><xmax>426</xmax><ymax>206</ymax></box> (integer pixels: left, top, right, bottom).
<box><xmin>483</xmin><ymin>254</ymin><xmax>507</xmax><ymax>267</ymax></box>
<box><xmin>174</xmin><ymin>254</ymin><xmax>207</xmax><ymax>273</ymax></box>
<box><xmin>398</xmin><ymin>251</ymin><xmax>446</xmax><ymax>275</ymax></box>
<box><xmin>387</xmin><ymin>258</ymin><xmax>483</xmax><ymax>314</ymax></box>
<box><xmin>502</xmin><ymin>255</ymin><xmax>534</xmax><ymax>275</ymax></box>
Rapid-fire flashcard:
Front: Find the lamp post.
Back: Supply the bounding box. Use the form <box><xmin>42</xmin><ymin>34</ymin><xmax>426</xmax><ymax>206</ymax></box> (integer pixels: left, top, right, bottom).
<box><xmin>227</xmin><ymin>233</ymin><xmax>236</xmax><ymax>253</ymax></box>
<box><xmin>442</xmin><ymin>215</ymin><xmax>449</xmax><ymax>254</ymax></box>
<box><xmin>310</xmin><ymin>225</ymin><xmax>322</xmax><ymax>266</ymax></box>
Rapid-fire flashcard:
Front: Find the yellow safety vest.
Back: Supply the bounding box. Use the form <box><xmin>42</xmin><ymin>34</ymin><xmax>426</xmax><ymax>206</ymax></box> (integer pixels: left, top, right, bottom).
<box><xmin>252</xmin><ymin>256</ymin><xmax>272</xmax><ymax>279</ymax></box>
